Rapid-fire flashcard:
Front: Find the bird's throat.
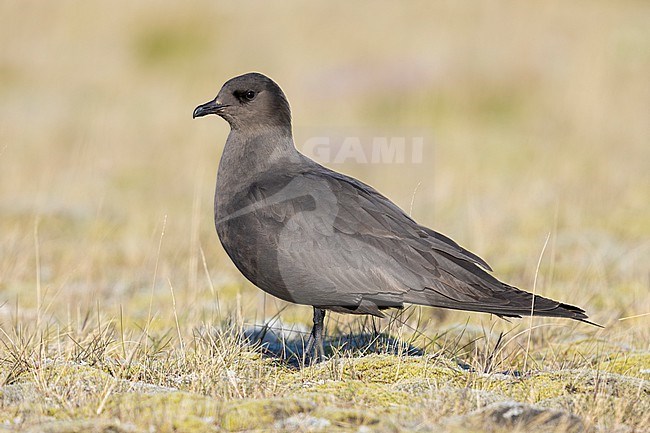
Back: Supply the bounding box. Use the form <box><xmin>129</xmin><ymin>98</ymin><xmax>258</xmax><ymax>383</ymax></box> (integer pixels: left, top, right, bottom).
<box><xmin>215</xmin><ymin>129</ymin><xmax>300</xmax><ymax>203</ymax></box>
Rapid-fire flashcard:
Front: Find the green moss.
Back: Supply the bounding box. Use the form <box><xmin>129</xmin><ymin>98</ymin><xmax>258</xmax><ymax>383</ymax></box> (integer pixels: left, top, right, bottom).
<box><xmin>601</xmin><ymin>353</ymin><xmax>650</xmax><ymax>378</ymax></box>
<box><xmin>21</xmin><ymin>419</ymin><xmax>138</xmax><ymax>433</ymax></box>
<box><xmin>336</xmin><ymin>355</ymin><xmax>461</xmax><ymax>383</ymax></box>
<box><xmin>105</xmin><ymin>391</ymin><xmax>220</xmax><ymax>432</ymax></box>
<box><xmin>476</xmin><ymin>373</ymin><xmax>569</xmax><ymax>402</ymax></box>
<box><xmin>220</xmin><ymin>397</ymin><xmax>315</xmax><ymax>431</ymax></box>
<box><xmin>312</xmin><ymin>407</ymin><xmax>381</xmax><ymax>427</ymax></box>
<box><xmin>3</xmin><ymin>349</ymin><xmax>648</xmax><ymax>432</ymax></box>
<box><xmin>299</xmin><ymin>380</ymin><xmax>411</xmax><ymax>408</ymax></box>
<box><xmin>473</xmin><ymin>368</ymin><xmax>649</xmax><ymax>405</ymax></box>
<box><xmin>284</xmin><ymin>354</ymin><xmax>462</xmax><ymax>409</ymax></box>
<box><xmin>0</xmin><ymin>363</ymin><xmax>118</xmax><ymax>419</ymax></box>
<box><xmin>299</xmin><ymin>354</ymin><xmax>461</xmax><ymax>383</ymax></box>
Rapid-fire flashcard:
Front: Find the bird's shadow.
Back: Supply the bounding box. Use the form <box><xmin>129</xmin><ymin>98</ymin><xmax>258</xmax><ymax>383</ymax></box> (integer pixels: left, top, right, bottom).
<box><xmin>242</xmin><ymin>323</ymin><xmax>424</xmax><ymax>368</ymax></box>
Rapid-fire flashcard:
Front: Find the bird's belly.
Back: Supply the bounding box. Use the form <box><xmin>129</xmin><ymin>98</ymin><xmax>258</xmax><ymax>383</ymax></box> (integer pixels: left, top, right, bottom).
<box><xmin>216</xmin><ymin>215</ymin><xmax>307</xmax><ymax>304</ymax></box>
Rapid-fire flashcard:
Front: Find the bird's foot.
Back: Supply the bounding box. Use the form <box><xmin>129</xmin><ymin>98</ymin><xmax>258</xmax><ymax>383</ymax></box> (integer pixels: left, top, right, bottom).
<box><xmin>303</xmin><ymin>307</ymin><xmax>326</xmax><ymax>365</ymax></box>
<box><xmin>303</xmin><ymin>335</ymin><xmax>325</xmax><ymax>365</ymax></box>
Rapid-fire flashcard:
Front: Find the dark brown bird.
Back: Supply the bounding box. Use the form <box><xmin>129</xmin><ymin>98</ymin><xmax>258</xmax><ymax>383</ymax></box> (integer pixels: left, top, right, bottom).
<box><xmin>193</xmin><ymin>72</ymin><xmax>596</xmax><ymax>361</ymax></box>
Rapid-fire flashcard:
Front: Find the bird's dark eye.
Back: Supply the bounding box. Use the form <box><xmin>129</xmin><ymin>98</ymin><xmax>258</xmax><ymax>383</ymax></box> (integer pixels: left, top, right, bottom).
<box><xmin>234</xmin><ymin>90</ymin><xmax>257</xmax><ymax>103</ymax></box>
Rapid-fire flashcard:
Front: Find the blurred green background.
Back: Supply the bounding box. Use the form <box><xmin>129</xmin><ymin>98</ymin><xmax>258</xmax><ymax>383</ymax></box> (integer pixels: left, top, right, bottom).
<box><xmin>0</xmin><ymin>1</ymin><xmax>648</xmax><ymax>345</ymax></box>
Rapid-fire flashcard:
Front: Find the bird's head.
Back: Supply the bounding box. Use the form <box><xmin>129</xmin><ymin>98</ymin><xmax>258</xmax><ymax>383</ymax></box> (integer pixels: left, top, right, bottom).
<box><xmin>193</xmin><ymin>72</ymin><xmax>291</xmax><ymax>133</ymax></box>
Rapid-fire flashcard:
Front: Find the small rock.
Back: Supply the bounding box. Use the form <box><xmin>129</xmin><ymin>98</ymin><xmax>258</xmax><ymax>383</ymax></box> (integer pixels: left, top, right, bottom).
<box><xmin>445</xmin><ymin>401</ymin><xmax>585</xmax><ymax>432</ymax></box>
<box><xmin>275</xmin><ymin>414</ymin><xmax>331</xmax><ymax>431</ymax></box>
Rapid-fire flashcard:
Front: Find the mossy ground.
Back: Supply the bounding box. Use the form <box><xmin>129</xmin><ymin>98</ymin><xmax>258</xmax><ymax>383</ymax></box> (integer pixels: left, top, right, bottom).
<box><xmin>1</xmin><ymin>1</ymin><xmax>649</xmax><ymax>432</ymax></box>
<box><xmin>1</xmin><ymin>340</ymin><xmax>648</xmax><ymax>432</ymax></box>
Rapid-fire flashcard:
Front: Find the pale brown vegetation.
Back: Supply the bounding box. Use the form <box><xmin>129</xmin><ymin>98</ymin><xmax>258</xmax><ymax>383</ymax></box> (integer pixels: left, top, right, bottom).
<box><xmin>0</xmin><ymin>1</ymin><xmax>648</xmax><ymax>432</ymax></box>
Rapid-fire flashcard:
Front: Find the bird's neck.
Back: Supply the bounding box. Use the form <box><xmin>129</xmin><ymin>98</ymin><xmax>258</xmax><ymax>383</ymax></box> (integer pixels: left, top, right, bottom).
<box><xmin>216</xmin><ymin>127</ymin><xmax>301</xmax><ymax>197</ymax></box>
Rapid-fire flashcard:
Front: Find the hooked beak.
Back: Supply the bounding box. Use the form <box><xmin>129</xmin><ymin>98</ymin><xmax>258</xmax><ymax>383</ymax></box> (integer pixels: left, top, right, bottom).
<box><xmin>193</xmin><ymin>99</ymin><xmax>229</xmax><ymax>118</ymax></box>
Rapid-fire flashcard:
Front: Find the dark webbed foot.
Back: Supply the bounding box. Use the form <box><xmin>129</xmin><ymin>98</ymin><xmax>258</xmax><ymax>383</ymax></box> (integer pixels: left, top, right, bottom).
<box><xmin>304</xmin><ymin>307</ymin><xmax>326</xmax><ymax>364</ymax></box>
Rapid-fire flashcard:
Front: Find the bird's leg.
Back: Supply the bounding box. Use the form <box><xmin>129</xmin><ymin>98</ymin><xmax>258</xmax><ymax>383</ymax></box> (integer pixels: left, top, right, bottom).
<box><xmin>313</xmin><ymin>308</ymin><xmax>326</xmax><ymax>361</ymax></box>
<box><xmin>304</xmin><ymin>307</ymin><xmax>326</xmax><ymax>363</ymax></box>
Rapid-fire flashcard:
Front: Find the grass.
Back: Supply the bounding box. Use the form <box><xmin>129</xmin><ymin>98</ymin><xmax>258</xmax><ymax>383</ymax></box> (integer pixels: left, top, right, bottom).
<box><xmin>0</xmin><ymin>0</ymin><xmax>649</xmax><ymax>432</ymax></box>
<box><xmin>0</xmin><ymin>316</ymin><xmax>648</xmax><ymax>431</ymax></box>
